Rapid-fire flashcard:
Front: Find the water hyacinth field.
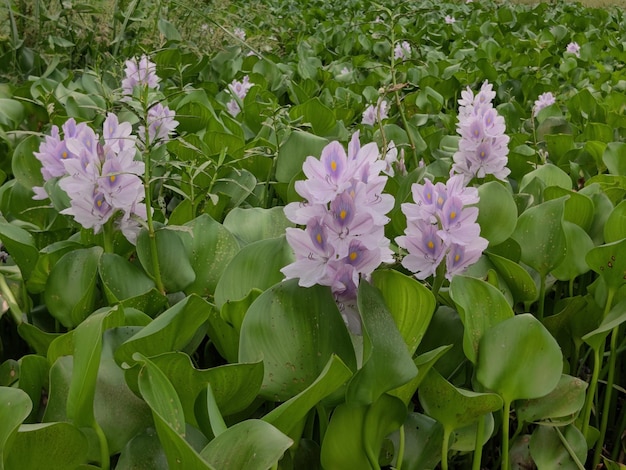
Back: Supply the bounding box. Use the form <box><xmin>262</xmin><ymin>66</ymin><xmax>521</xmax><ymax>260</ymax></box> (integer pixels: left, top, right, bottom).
<box><xmin>4</xmin><ymin>0</ymin><xmax>626</xmax><ymax>468</ymax></box>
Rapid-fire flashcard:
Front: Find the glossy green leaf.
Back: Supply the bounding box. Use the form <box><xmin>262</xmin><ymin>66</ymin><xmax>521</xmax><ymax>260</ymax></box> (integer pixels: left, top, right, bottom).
<box><xmin>17</xmin><ymin>355</ymin><xmax>49</xmax><ymax>423</ymax></box>
<box><xmin>222</xmin><ymin>207</ymin><xmax>293</xmax><ymax>246</ymax></box>
<box><xmin>116</xmin><ymin>427</ymin><xmax>168</xmax><ymax>470</ymax></box>
<box><xmin>604</xmin><ymin>200</ymin><xmax>626</xmax><ymax>244</ymax></box>
<box><xmin>17</xmin><ymin>322</ymin><xmax>61</xmax><ymax>356</ymax></box>
<box><xmin>26</xmin><ymin>240</ymin><xmax>82</xmax><ymax>294</ymax></box>
<box><xmin>419</xmin><ymin>368</ymin><xmax>502</xmax><ymax>433</ymax></box>
<box><xmin>0</xmin><ymin>386</ymin><xmax>32</xmax><ymax>466</ymax></box>
<box><xmin>516</xmin><ymin>374</ymin><xmax>587</xmax><ymax>424</ymax></box>
<box><xmin>529</xmin><ymin>425</ymin><xmax>587</xmax><ymax>470</ymax></box>
<box><xmin>176</xmin><ymin>214</ymin><xmax>240</xmax><ymax>297</ymax></box>
<box><xmin>476</xmin><ymin>181</ymin><xmax>518</xmax><ymax>246</ymax></box>
<box><xmin>239</xmin><ymin>280</ymin><xmax>356</xmax><ymax>401</ymax></box>
<box><xmin>115</xmin><ymin>295</ymin><xmax>213</xmax><ymax>367</ymax></box>
<box><xmin>214</xmin><ymin>236</ymin><xmax>294</xmax><ymax>308</ymax></box>
<box><xmin>486</xmin><ymin>252</ymin><xmax>538</xmax><ymax>302</ymax></box>
<box><xmin>11</xmin><ymin>135</ymin><xmax>42</xmax><ymax>193</ymax></box>
<box><xmin>551</xmin><ymin>221</ymin><xmax>594</xmax><ymax>281</ymax></box>
<box><xmin>451</xmin><ymin>414</ymin><xmax>495</xmax><ymax>452</ymax></box>
<box><xmin>289</xmin><ymin>97</ymin><xmax>336</xmax><ymax>136</ymax></box>
<box><xmin>136</xmin><ymin>355</ymin><xmax>215</xmax><ymax>470</ymax></box>
<box><xmin>263</xmin><ymin>354</ymin><xmax>352</xmax><ymax>435</ymax></box>
<box><xmin>44</xmin><ymin>246</ymin><xmax>103</xmax><ymax>328</ymax></box>
<box><xmin>520</xmin><ymin>164</ymin><xmax>572</xmax><ymax>193</ymax></box>
<box><xmin>398</xmin><ymin>413</ymin><xmax>443</xmax><ymax>470</ymax></box>
<box><xmin>0</xmin><ymin>217</ymin><xmax>39</xmax><ymax>281</ymax></box>
<box><xmin>449</xmin><ymin>275</ymin><xmax>514</xmax><ymax>364</ymax></box>
<box><xmin>67</xmin><ymin>306</ymin><xmax>125</xmax><ymax>427</ymax></box>
<box><xmin>511</xmin><ymin>197</ymin><xmax>567</xmax><ymax>276</ymax></box>
<box><xmin>602</xmin><ymin>142</ymin><xmax>626</xmax><ymax>176</ymax></box>
<box><xmin>137</xmin><ymin>226</ymin><xmax>196</xmax><ymax>293</ymax></box>
<box><xmin>0</xmin><ymin>98</ymin><xmax>25</xmax><ymax>127</ymax></box>
<box><xmin>544</xmin><ymin>186</ymin><xmax>594</xmax><ymax>232</ymax></box>
<box><xmin>346</xmin><ymin>281</ymin><xmax>418</xmax><ymax>405</ymax></box>
<box><xmin>4</xmin><ymin>422</ymin><xmax>88</xmax><ymax>470</ymax></box>
<box><xmin>583</xmin><ymin>299</ymin><xmax>626</xmax><ymax>351</ymax></box>
<box><xmin>205</xmin><ymin>383</ymin><xmax>227</xmax><ymax>438</ymax></box>
<box><xmin>98</xmin><ymin>253</ymin><xmax>156</xmax><ymax>301</ymax></box>
<box><xmin>476</xmin><ymin>314</ymin><xmax>562</xmax><ymax>402</ymax></box>
<box><xmin>131</xmin><ymin>352</ymin><xmax>263</xmax><ymax>426</ymax></box>
<box><xmin>585</xmin><ymin>239</ymin><xmax>626</xmax><ymax>292</ymax></box>
<box><xmin>200</xmin><ymin>419</ymin><xmax>293</xmax><ymax>470</ymax></box>
<box><xmin>371</xmin><ymin>269</ymin><xmax>436</xmax><ymax>356</ymax></box>
<box><xmin>321</xmin><ymin>393</ymin><xmax>407</xmax><ymax>470</ymax></box>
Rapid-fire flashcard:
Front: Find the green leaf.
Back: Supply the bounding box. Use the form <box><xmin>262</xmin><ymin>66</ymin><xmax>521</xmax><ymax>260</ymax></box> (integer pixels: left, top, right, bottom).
<box><xmin>44</xmin><ymin>246</ymin><xmax>103</xmax><ymax>328</ymax></box>
<box><xmin>585</xmin><ymin>239</ymin><xmax>626</xmax><ymax>292</ymax></box>
<box><xmin>476</xmin><ymin>181</ymin><xmax>518</xmax><ymax>246</ymax></box>
<box><xmin>0</xmin><ymin>386</ymin><xmax>32</xmax><ymax>466</ymax></box>
<box><xmin>214</xmin><ymin>236</ymin><xmax>294</xmax><ymax>309</ymax></box>
<box><xmin>137</xmin><ymin>227</ymin><xmax>196</xmax><ymax>293</ymax></box>
<box><xmin>551</xmin><ymin>222</ymin><xmax>594</xmax><ymax>281</ymax></box>
<box><xmin>486</xmin><ymin>252</ymin><xmax>538</xmax><ymax>302</ymax></box>
<box><xmin>136</xmin><ymin>355</ymin><xmax>215</xmax><ymax>470</ymax></box>
<box><xmin>5</xmin><ymin>422</ymin><xmax>88</xmax><ymax>470</ymax></box>
<box><xmin>449</xmin><ymin>275</ymin><xmax>514</xmax><ymax>364</ymax></box>
<box><xmin>17</xmin><ymin>355</ymin><xmax>49</xmax><ymax>423</ymax></box>
<box><xmin>419</xmin><ymin>368</ymin><xmax>502</xmax><ymax>432</ymax></box>
<box><xmin>544</xmin><ymin>186</ymin><xmax>595</xmax><ymax>233</ymax></box>
<box><xmin>604</xmin><ymin>200</ymin><xmax>626</xmax><ymax>244</ymax></box>
<box><xmin>289</xmin><ymin>98</ymin><xmax>337</xmax><ymax>136</ymax></box>
<box><xmin>476</xmin><ymin>314</ymin><xmax>562</xmax><ymax>402</ymax></box>
<box><xmin>116</xmin><ymin>427</ymin><xmax>168</xmax><ymax>470</ymax></box>
<box><xmin>223</xmin><ymin>207</ymin><xmax>293</xmax><ymax>246</ymax></box>
<box><xmin>516</xmin><ymin>374</ymin><xmax>587</xmax><ymax>424</ymax></box>
<box><xmin>115</xmin><ymin>295</ymin><xmax>213</xmax><ymax>367</ymax></box>
<box><xmin>263</xmin><ymin>354</ymin><xmax>352</xmax><ymax>435</ymax></box>
<box><xmin>26</xmin><ymin>241</ymin><xmax>82</xmax><ymax>294</ymax></box>
<box><xmin>11</xmin><ymin>135</ymin><xmax>43</xmax><ymax>190</ymax></box>
<box><xmin>583</xmin><ymin>299</ymin><xmax>626</xmax><ymax>351</ymax></box>
<box><xmin>131</xmin><ymin>352</ymin><xmax>263</xmax><ymax>427</ymax></box>
<box><xmin>0</xmin><ymin>98</ymin><xmax>25</xmax><ymax>127</ymax></box>
<box><xmin>158</xmin><ymin>18</ymin><xmax>182</xmax><ymax>41</ymax></box>
<box><xmin>346</xmin><ymin>281</ymin><xmax>418</xmax><ymax>405</ymax></box>
<box><xmin>602</xmin><ymin>142</ymin><xmax>626</xmax><ymax>176</ymax></box>
<box><xmin>200</xmin><ymin>420</ymin><xmax>293</xmax><ymax>470</ymax></box>
<box><xmin>239</xmin><ymin>280</ymin><xmax>356</xmax><ymax>402</ymax></box>
<box><xmin>520</xmin><ymin>164</ymin><xmax>571</xmax><ymax>193</ymax></box>
<box><xmin>511</xmin><ymin>197</ymin><xmax>567</xmax><ymax>276</ymax></box>
<box><xmin>321</xmin><ymin>393</ymin><xmax>407</xmax><ymax>470</ymax></box>
<box><xmin>205</xmin><ymin>383</ymin><xmax>227</xmax><ymax>438</ymax></box>
<box><xmin>371</xmin><ymin>269</ymin><xmax>436</xmax><ymax>356</ymax></box>
<box><xmin>67</xmin><ymin>306</ymin><xmax>125</xmax><ymax>427</ymax></box>
<box><xmin>0</xmin><ymin>217</ymin><xmax>39</xmax><ymax>281</ymax></box>
<box><xmin>179</xmin><ymin>214</ymin><xmax>240</xmax><ymax>297</ymax></box>
<box><xmin>529</xmin><ymin>425</ymin><xmax>587</xmax><ymax>470</ymax></box>
<box><xmin>17</xmin><ymin>323</ymin><xmax>61</xmax><ymax>356</ymax></box>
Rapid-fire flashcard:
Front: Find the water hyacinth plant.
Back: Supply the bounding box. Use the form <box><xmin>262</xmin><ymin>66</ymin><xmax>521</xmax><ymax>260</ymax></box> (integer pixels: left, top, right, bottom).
<box><xmin>2</xmin><ymin>0</ymin><xmax>626</xmax><ymax>469</ymax></box>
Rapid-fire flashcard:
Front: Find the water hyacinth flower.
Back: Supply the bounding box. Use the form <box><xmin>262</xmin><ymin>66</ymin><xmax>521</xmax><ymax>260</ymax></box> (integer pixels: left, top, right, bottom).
<box><xmin>121</xmin><ymin>55</ymin><xmax>160</xmax><ymax>99</ymax></box>
<box><xmin>445</xmin><ymin>15</ymin><xmax>456</xmax><ymax>24</ymax></box>
<box><xmin>226</xmin><ymin>75</ymin><xmax>254</xmax><ymax>117</ymax></box>
<box><xmin>233</xmin><ymin>27</ymin><xmax>246</xmax><ymax>41</ymax></box>
<box><xmin>362</xmin><ymin>99</ymin><xmax>389</xmax><ymax>126</ymax></box>
<box><xmin>394</xmin><ymin>41</ymin><xmax>411</xmax><ymax>61</ymax></box>
<box><xmin>138</xmin><ymin>102</ymin><xmax>179</xmax><ymax>147</ymax></box>
<box><xmin>282</xmin><ymin>131</ymin><xmax>394</xmax><ymax>331</ymax></box>
<box><xmin>452</xmin><ymin>81</ymin><xmax>511</xmax><ymax>183</ymax></box>
<box><xmin>566</xmin><ymin>41</ymin><xmax>580</xmax><ymax>57</ymax></box>
<box><xmin>396</xmin><ymin>174</ymin><xmax>488</xmax><ymax>280</ymax></box>
<box><xmin>533</xmin><ymin>92</ymin><xmax>556</xmax><ymax>116</ymax></box>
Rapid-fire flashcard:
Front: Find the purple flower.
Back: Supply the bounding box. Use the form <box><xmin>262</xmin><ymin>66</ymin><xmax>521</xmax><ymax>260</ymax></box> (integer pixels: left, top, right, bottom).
<box><xmin>452</xmin><ymin>81</ymin><xmax>510</xmax><ymax>183</ymax></box>
<box><xmin>394</xmin><ymin>41</ymin><xmax>411</xmax><ymax>61</ymax></box>
<box><xmin>397</xmin><ymin>174</ymin><xmax>487</xmax><ymax>281</ymax></box>
<box><xmin>566</xmin><ymin>42</ymin><xmax>580</xmax><ymax>57</ymax></box>
<box><xmin>282</xmin><ymin>132</ymin><xmax>393</xmax><ymax>331</ymax></box>
<box><xmin>533</xmin><ymin>92</ymin><xmax>556</xmax><ymax>116</ymax></box>
<box><xmin>445</xmin><ymin>15</ymin><xmax>456</xmax><ymax>24</ymax></box>
<box><xmin>103</xmin><ymin>113</ymin><xmax>135</xmax><ymax>153</ymax></box>
<box><xmin>226</xmin><ymin>76</ymin><xmax>254</xmax><ymax>117</ymax></box>
<box><xmin>121</xmin><ymin>55</ymin><xmax>160</xmax><ymax>99</ymax></box>
<box><xmin>362</xmin><ymin>100</ymin><xmax>389</xmax><ymax>126</ymax></box>
<box><xmin>233</xmin><ymin>28</ymin><xmax>246</xmax><ymax>41</ymax></box>
<box><xmin>139</xmin><ymin>103</ymin><xmax>178</xmax><ymax>147</ymax></box>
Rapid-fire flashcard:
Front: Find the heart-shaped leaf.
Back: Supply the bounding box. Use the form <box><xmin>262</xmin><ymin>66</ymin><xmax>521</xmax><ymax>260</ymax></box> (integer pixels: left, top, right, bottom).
<box><xmin>476</xmin><ymin>181</ymin><xmax>518</xmax><ymax>246</ymax></box>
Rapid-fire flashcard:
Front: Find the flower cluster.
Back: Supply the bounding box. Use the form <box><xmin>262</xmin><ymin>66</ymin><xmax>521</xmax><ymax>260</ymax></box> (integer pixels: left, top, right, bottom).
<box><xmin>362</xmin><ymin>99</ymin><xmax>389</xmax><ymax>126</ymax></box>
<box><xmin>452</xmin><ymin>81</ymin><xmax>510</xmax><ymax>183</ymax></box>
<box><xmin>566</xmin><ymin>41</ymin><xmax>580</xmax><ymax>57</ymax></box>
<box><xmin>121</xmin><ymin>55</ymin><xmax>160</xmax><ymax>101</ymax></box>
<box><xmin>281</xmin><ymin>132</ymin><xmax>394</xmax><ymax>330</ymax></box>
<box><xmin>34</xmin><ymin>114</ymin><xmax>147</xmax><ymax>244</ymax></box>
<box><xmin>533</xmin><ymin>92</ymin><xmax>556</xmax><ymax>116</ymax></box>
<box><xmin>396</xmin><ymin>174</ymin><xmax>488</xmax><ymax>280</ymax></box>
<box><xmin>394</xmin><ymin>41</ymin><xmax>411</xmax><ymax>61</ymax></box>
<box><xmin>226</xmin><ymin>75</ymin><xmax>254</xmax><ymax>117</ymax></box>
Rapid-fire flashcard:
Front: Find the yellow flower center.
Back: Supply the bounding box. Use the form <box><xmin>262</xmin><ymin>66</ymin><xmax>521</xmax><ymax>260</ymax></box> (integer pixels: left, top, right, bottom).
<box><xmin>110</xmin><ymin>175</ymin><xmax>116</xmax><ymax>183</ymax></box>
<box><xmin>316</xmin><ymin>233</ymin><xmax>322</xmax><ymax>244</ymax></box>
<box><xmin>450</xmin><ymin>211</ymin><xmax>456</xmax><ymax>219</ymax></box>
<box><xmin>427</xmin><ymin>241</ymin><xmax>434</xmax><ymax>250</ymax></box>
<box><xmin>349</xmin><ymin>252</ymin><xmax>358</xmax><ymax>261</ymax></box>
<box><xmin>61</xmin><ymin>151</ymin><xmax>68</xmax><ymax>159</ymax></box>
<box><xmin>454</xmin><ymin>254</ymin><xmax>460</xmax><ymax>262</ymax></box>
<box><xmin>340</xmin><ymin>210</ymin><xmax>347</xmax><ymax>220</ymax></box>
<box><xmin>330</xmin><ymin>160</ymin><xmax>337</xmax><ymax>171</ymax></box>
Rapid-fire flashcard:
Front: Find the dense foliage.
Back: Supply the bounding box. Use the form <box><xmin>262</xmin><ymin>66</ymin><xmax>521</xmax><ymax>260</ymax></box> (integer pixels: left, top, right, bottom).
<box><xmin>2</xmin><ymin>0</ymin><xmax>626</xmax><ymax>468</ymax></box>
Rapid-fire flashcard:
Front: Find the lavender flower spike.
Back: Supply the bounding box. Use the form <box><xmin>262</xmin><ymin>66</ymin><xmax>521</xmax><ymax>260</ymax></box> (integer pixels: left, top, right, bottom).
<box><xmin>121</xmin><ymin>55</ymin><xmax>160</xmax><ymax>99</ymax></box>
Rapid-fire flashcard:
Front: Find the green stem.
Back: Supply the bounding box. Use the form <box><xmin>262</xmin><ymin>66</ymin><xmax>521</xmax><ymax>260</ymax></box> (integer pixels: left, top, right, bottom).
<box><xmin>94</xmin><ymin>420</ymin><xmax>110</xmax><ymax>470</ymax></box>
<box><xmin>501</xmin><ymin>400</ymin><xmax>511</xmax><ymax>470</ymax></box>
<box><xmin>537</xmin><ymin>272</ymin><xmax>546</xmax><ymax>321</ymax></box>
<box><xmin>581</xmin><ymin>347</ymin><xmax>602</xmax><ymax>439</ymax></box>
<box><xmin>103</xmin><ymin>219</ymin><xmax>114</xmax><ymax>253</ymax></box>
<box><xmin>0</xmin><ymin>274</ymin><xmax>23</xmax><ymax>325</ymax></box>
<box><xmin>396</xmin><ymin>424</ymin><xmax>405</xmax><ymax>470</ymax></box>
<box><xmin>593</xmin><ymin>324</ymin><xmax>620</xmax><ymax>468</ymax></box>
<box><xmin>441</xmin><ymin>427</ymin><xmax>451</xmax><ymax>470</ymax></box>
<box><xmin>472</xmin><ymin>416</ymin><xmax>486</xmax><ymax>470</ymax></box>
<box><xmin>432</xmin><ymin>261</ymin><xmax>447</xmax><ymax>301</ymax></box>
